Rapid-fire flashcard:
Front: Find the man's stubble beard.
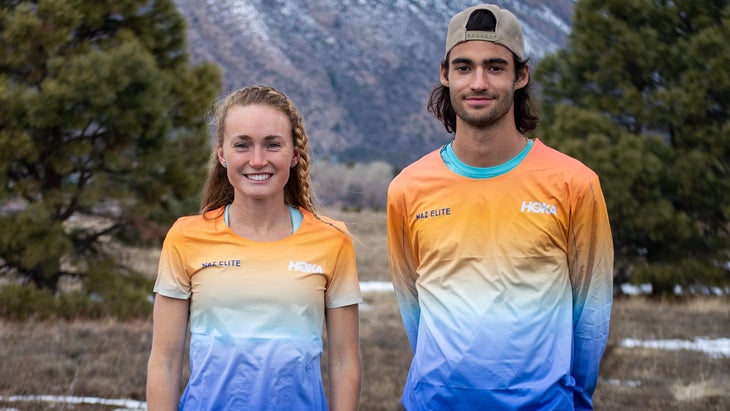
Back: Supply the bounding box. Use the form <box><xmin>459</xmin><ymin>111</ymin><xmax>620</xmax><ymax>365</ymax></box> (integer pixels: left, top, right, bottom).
<box><xmin>451</xmin><ymin>88</ymin><xmax>515</xmax><ymax>130</ymax></box>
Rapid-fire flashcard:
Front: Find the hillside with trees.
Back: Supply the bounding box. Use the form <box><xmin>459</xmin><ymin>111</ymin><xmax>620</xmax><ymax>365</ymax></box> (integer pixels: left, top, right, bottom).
<box><xmin>0</xmin><ymin>0</ymin><xmax>221</xmax><ymax>316</ymax></box>
<box><xmin>1</xmin><ymin>0</ymin><xmax>729</xmax><ymax>317</ymax></box>
<box><xmin>173</xmin><ymin>0</ymin><xmax>575</xmax><ymax>167</ymax></box>
<box><xmin>534</xmin><ymin>0</ymin><xmax>730</xmax><ymax>295</ymax></box>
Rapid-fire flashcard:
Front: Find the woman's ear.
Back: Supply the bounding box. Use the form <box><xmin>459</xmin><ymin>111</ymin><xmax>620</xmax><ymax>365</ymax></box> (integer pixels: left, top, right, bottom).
<box><xmin>217</xmin><ymin>146</ymin><xmax>227</xmax><ymax>168</ymax></box>
<box><xmin>291</xmin><ymin>152</ymin><xmax>300</xmax><ymax>168</ymax></box>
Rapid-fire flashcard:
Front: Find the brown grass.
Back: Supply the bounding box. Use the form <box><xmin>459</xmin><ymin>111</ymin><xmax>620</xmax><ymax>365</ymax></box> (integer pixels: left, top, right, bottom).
<box><xmin>1</xmin><ymin>211</ymin><xmax>729</xmax><ymax>410</ymax></box>
<box><xmin>595</xmin><ymin>296</ymin><xmax>730</xmax><ymax>410</ymax></box>
<box><xmin>326</xmin><ymin>208</ymin><xmax>392</xmax><ymax>282</ymax></box>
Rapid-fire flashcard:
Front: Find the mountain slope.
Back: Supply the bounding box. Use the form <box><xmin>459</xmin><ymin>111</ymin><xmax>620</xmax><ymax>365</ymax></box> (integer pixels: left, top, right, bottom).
<box><xmin>175</xmin><ymin>0</ymin><xmax>573</xmax><ymax>167</ymax></box>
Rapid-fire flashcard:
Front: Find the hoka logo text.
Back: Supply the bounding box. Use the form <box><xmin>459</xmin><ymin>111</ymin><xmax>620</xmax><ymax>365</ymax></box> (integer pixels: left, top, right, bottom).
<box><xmin>288</xmin><ymin>260</ymin><xmax>324</xmax><ymax>274</ymax></box>
<box><xmin>520</xmin><ymin>201</ymin><xmax>557</xmax><ymax>215</ymax></box>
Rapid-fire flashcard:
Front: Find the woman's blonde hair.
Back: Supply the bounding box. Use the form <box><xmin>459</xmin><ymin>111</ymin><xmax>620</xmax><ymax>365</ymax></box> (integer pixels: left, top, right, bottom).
<box><xmin>200</xmin><ymin>85</ymin><xmax>317</xmax><ymax>215</ymax></box>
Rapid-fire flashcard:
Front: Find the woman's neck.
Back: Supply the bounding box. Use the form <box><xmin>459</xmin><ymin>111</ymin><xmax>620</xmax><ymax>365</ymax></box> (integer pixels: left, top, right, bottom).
<box><xmin>226</xmin><ymin>200</ymin><xmax>293</xmax><ymax>242</ymax></box>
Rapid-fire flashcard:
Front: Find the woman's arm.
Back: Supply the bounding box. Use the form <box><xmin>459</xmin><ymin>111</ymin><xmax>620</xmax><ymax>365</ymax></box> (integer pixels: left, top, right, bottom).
<box><xmin>325</xmin><ymin>304</ymin><xmax>361</xmax><ymax>411</ymax></box>
<box><xmin>146</xmin><ymin>294</ymin><xmax>190</xmax><ymax>411</ymax></box>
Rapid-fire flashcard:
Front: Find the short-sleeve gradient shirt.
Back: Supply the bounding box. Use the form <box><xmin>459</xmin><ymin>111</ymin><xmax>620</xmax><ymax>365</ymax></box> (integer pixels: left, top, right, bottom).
<box><xmin>154</xmin><ymin>207</ymin><xmax>362</xmax><ymax>410</ymax></box>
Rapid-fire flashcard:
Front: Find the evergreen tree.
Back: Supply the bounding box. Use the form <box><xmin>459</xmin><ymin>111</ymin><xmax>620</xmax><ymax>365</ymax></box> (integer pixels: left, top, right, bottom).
<box><xmin>0</xmin><ymin>0</ymin><xmax>221</xmax><ymax>292</ymax></box>
<box><xmin>534</xmin><ymin>0</ymin><xmax>730</xmax><ymax>295</ymax></box>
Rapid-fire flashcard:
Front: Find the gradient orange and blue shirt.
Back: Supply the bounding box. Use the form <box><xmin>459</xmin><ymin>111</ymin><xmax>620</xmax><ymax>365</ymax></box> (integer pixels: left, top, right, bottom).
<box><xmin>387</xmin><ymin>139</ymin><xmax>613</xmax><ymax>411</ymax></box>
<box><xmin>154</xmin><ymin>207</ymin><xmax>362</xmax><ymax>411</ymax></box>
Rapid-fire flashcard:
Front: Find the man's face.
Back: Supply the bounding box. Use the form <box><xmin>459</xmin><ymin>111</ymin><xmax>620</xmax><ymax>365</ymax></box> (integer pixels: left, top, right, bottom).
<box><xmin>440</xmin><ymin>40</ymin><xmax>528</xmax><ymax>130</ymax></box>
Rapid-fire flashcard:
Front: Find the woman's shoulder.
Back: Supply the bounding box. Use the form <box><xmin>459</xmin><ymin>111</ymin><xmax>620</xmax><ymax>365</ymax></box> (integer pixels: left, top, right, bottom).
<box><xmin>318</xmin><ymin>214</ymin><xmax>349</xmax><ymax>232</ymax></box>
<box><xmin>167</xmin><ymin>207</ymin><xmax>225</xmax><ymax>237</ymax></box>
<box><xmin>302</xmin><ymin>209</ymin><xmax>351</xmax><ymax>238</ymax></box>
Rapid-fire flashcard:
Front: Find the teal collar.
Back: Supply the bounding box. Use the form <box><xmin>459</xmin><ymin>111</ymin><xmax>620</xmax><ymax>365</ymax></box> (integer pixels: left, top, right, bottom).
<box><xmin>440</xmin><ymin>139</ymin><xmax>533</xmax><ymax>178</ymax></box>
<box><xmin>224</xmin><ymin>205</ymin><xmax>303</xmax><ymax>233</ymax></box>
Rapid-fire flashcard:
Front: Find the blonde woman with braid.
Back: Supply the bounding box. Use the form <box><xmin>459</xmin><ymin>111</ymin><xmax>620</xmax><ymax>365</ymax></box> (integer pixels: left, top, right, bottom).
<box><xmin>147</xmin><ymin>85</ymin><xmax>362</xmax><ymax>411</ymax></box>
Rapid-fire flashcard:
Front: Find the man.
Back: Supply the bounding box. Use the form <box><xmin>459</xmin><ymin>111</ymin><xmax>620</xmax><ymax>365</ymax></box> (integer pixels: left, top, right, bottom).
<box><xmin>386</xmin><ymin>4</ymin><xmax>614</xmax><ymax>410</ymax></box>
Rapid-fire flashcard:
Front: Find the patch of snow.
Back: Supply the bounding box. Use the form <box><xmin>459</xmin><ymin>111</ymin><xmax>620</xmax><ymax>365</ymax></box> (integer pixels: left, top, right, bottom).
<box><xmin>620</xmin><ymin>337</ymin><xmax>730</xmax><ymax>359</ymax></box>
<box><xmin>621</xmin><ymin>283</ymin><xmax>653</xmax><ymax>295</ymax></box>
<box><xmin>360</xmin><ymin>281</ymin><xmax>394</xmax><ymax>293</ymax></box>
<box><xmin>606</xmin><ymin>378</ymin><xmax>642</xmax><ymax>388</ymax></box>
<box><xmin>621</xmin><ymin>283</ymin><xmax>729</xmax><ymax>296</ymax></box>
<box><xmin>359</xmin><ymin>302</ymin><xmax>375</xmax><ymax>311</ymax></box>
<box><xmin>0</xmin><ymin>395</ymin><xmax>146</xmax><ymax>410</ymax></box>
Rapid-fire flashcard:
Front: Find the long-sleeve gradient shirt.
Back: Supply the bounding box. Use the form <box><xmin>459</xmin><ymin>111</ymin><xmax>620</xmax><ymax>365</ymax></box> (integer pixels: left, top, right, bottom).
<box><xmin>387</xmin><ymin>139</ymin><xmax>613</xmax><ymax>410</ymax></box>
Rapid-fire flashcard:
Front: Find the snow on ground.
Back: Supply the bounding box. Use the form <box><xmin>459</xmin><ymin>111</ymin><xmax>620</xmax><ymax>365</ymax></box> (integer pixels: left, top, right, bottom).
<box><xmin>621</xmin><ymin>282</ymin><xmax>729</xmax><ymax>296</ymax></box>
<box><xmin>360</xmin><ymin>281</ymin><xmax>394</xmax><ymax>293</ymax></box>
<box><xmin>1</xmin><ymin>281</ymin><xmax>727</xmax><ymax>410</ymax></box>
<box><xmin>620</xmin><ymin>337</ymin><xmax>730</xmax><ymax>359</ymax></box>
<box><xmin>3</xmin><ymin>334</ymin><xmax>728</xmax><ymax>410</ymax></box>
<box><xmin>0</xmin><ymin>394</ymin><xmax>146</xmax><ymax>410</ymax></box>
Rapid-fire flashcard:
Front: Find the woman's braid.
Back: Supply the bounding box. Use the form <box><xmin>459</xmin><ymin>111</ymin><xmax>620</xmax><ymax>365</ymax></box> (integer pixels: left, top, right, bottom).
<box><xmin>291</xmin><ymin>120</ymin><xmax>317</xmax><ymax>214</ymax></box>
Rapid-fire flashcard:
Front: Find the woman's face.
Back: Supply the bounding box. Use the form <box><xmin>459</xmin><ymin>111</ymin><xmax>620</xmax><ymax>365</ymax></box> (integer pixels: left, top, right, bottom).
<box><xmin>217</xmin><ymin>104</ymin><xmax>299</xmax><ymax>204</ymax></box>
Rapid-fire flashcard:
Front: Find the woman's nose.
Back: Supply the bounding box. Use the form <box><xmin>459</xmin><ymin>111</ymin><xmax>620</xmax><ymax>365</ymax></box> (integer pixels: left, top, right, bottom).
<box><xmin>249</xmin><ymin>147</ymin><xmax>267</xmax><ymax>167</ymax></box>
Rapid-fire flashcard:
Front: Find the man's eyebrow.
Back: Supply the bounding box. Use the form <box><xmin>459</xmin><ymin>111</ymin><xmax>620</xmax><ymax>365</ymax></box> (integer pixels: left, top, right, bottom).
<box><xmin>450</xmin><ymin>56</ymin><xmax>474</xmax><ymax>65</ymax></box>
<box><xmin>483</xmin><ymin>57</ymin><xmax>509</xmax><ymax>65</ymax></box>
<box><xmin>450</xmin><ymin>56</ymin><xmax>510</xmax><ymax>66</ymax></box>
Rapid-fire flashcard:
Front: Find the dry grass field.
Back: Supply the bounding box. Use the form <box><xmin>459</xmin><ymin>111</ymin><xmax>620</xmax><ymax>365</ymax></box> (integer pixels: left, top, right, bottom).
<box><xmin>1</xmin><ymin>210</ymin><xmax>729</xmax><ymax>410</ymax></box>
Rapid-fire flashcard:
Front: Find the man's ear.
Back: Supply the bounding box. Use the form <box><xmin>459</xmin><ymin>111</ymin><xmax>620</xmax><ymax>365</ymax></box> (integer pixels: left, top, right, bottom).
<box><xmin>440</xmin><ymin>62</ymin><xmax>449</xmax><ymax>87</ymax></box>
<box><xmin>515</xmin><ymin>64</ymin><xmax>529</xmax><ymax>90</ymax></box>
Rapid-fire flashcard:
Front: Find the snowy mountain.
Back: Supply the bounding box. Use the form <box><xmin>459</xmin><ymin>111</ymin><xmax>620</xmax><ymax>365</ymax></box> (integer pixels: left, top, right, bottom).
<box><xmin>174</xmin><ymin>0</ymin><xmax>574</xmax><ymax>166</ymax></box>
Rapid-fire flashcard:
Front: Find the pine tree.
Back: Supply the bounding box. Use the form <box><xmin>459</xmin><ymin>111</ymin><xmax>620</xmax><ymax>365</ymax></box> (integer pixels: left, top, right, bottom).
<box><xmin>0</xmin><ymin>0</ymin><xmax>221</xmax><ymax>293</ymax></box>
<box><xmin>534</xmin><ymin>0</ymin><xmax>730</xmax><ymax>295</ymax></box>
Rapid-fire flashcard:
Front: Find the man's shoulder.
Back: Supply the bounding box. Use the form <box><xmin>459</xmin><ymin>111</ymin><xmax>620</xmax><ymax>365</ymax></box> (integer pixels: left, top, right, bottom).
<box><xmin>531</xmin><ymin>139</ymin><xmax>599</xmax><ymax>179</ymax></box>
<box><xmin>390</xmin><ymin>147</ymin><xmax>443</xmax><ymax>186</ymax></box>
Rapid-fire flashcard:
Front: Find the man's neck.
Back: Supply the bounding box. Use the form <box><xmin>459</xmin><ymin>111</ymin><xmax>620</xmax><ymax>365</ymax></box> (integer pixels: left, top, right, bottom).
<box><xmin>451</xmin><ymin>122</ymin><xmax>527</xmax><ymax>168</ymax></box>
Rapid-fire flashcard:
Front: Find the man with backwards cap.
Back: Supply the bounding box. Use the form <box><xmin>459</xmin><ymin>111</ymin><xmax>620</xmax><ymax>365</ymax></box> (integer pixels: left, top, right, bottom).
<box><xmin>387</xmin><ymin>4</ymin><xmax>614</xmax><ymax>410</ymax></box>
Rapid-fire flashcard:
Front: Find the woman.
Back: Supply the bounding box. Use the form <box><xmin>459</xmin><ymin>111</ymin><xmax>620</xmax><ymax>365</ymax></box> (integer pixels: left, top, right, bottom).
<box><xmin>146</xmin><ymin>85</ymin><xmax>362</xmax><ymax>410</ymax></box>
